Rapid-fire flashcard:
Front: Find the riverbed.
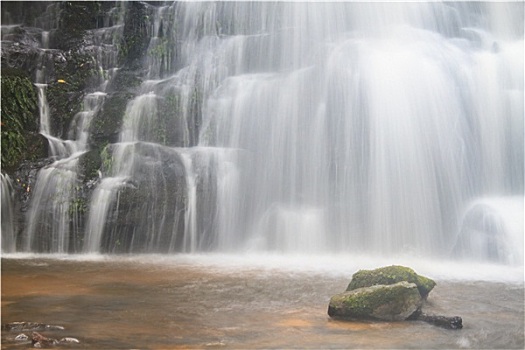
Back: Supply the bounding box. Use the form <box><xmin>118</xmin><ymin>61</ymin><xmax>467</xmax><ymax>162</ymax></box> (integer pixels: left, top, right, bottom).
<box><xmin>1</xmin><ymin>254</ymin><xmax>523</xmax><ymax>349</ymax></box>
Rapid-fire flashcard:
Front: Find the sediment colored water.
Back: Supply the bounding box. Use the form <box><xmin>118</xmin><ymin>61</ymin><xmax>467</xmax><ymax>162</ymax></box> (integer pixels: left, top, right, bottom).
<box><xmin>2</xmin><ymin>256</ymin><xmax>523</xmax><ymax>349</ymax></box>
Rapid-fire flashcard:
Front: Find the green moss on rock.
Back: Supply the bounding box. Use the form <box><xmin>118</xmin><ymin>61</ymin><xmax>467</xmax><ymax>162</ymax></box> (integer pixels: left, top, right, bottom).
<box><xmin>1</xmin><ymin>72</ymin><xmax>40</xmax><ymax>171</ymax></box>
<box><xmin>119</xmin><ymin>1</ymin><xmax>152</xmax><ymax>70</ymax></box>
<box><xmin>346</xmin><ymin>265</ymin><xmax>436</xmax><ymax>299</ymax></box>
<box><xmin>56</xmin><ymin>1</ymin><xmax>101</xmax><ymax>51</ymax></box>
<box><xmin>47</xmin><ymin>51</ymin><xmax>99</xmax><ymax>137</ymax></box>
<box><xmin>78</xmin><ymin>148</ymin><xmax>102</xmax><ymax>182</ymax></box>
<box><xmin>89</xmin><ymin>93</ymin><xmax>129</xmax><ymax>146</ymax></box>
<box><xmin>329</xmin><ymin>281</ymin><xmax>422</xmax><ymax>321</ymax></box>
<box><xmin>89</xmin><ymin>69</ymin><xmax>144</xmax><ymax>148</ymax></box>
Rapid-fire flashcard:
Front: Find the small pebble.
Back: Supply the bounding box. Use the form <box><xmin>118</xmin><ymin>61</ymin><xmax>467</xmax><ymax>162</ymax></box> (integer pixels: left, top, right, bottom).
<box><xmin>60</xmin><ymin>337</ymin><xmax>80</xmax><ymax>343</ymax></box>
<box><xmin>15</xmin><ymin>333</ymin><xmax>29</xmax><ymax>341</ymax></box>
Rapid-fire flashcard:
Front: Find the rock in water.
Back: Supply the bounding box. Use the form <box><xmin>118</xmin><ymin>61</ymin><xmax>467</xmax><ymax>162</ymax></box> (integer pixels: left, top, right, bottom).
<box><xmin>60</xmin><ymin>337</ymin><xmax>80</xmax><ymax>343</ymax></box>
<box><xmin>328</xmin><ymin>281</ymin><xmax>422</xmax><ymax>321</ymax></box>
<box><xmin>346</xmin><ymin>265</ymin><xmax>436</xmax><ymax>299</ymax></box>
<box><xmin>31</xmin><ymin>332</ymin><xmax>58</xmax><ymax>348</ymax></box>
<box><xmin>414</xmin><ymin>313</ymin><xmax>463</xmax><ymax>329</ymax></box>
<box><xmin>15</xmin><ymin>333</ymin><xmax>29</xmax><ymax>341</ymax></box>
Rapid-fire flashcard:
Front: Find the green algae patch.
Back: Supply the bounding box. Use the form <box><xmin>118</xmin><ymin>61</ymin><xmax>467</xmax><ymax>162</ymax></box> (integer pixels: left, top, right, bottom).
<box><xmin>346</xmin><ymin>265</ymin><xmax>436</xmax><ymax>299</ymax></box>
<box><xmin>1</xmin><ymin>72</ymin><xmax>40</xmax><ymax>171</ymax></box>
<box><xmin>329</xmin><ymin>281</ymin><xmax>422</xmax><ymax>321</ymax></box>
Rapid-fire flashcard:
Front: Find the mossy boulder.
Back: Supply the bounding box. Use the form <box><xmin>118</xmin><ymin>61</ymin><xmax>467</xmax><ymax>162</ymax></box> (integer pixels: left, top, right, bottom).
<box><xmin>346</xmin><ymin>265</ymin><xmax>436</xmax><ymax>299</ymax></box>
<box><xmin>328</xmin><ymin>281</ymin><xmax>423</xmax><ymax>321</ymax></box>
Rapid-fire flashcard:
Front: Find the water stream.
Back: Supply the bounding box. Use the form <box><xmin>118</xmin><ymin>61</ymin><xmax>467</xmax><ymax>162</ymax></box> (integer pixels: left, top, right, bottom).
<box><xmin>1</xmin><ymin>174</ymin><xmax>17</xmax><ymax>253</ymax></box>
<box><xmin>1</xmin><ymin>256</ymin><xmax>523</xmax><ymax>349</ymax></box>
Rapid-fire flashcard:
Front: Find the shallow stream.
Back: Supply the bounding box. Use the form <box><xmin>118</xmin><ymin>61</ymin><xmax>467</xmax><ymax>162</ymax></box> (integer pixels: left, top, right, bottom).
<box><xmin>1</xmin><ymin>255</ymin><xmax>523</xmax><ymax>349</ymax></box>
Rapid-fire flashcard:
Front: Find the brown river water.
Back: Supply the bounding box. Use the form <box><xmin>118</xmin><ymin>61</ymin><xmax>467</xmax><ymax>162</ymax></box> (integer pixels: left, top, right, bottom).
<box><xmin>1</xmin><ymin>254</ymin><xmax>523</xmax><ymax>349</ymax></box>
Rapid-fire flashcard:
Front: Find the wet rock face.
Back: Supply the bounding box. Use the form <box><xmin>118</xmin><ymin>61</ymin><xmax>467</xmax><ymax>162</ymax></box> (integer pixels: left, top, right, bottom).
<box><xmin>0</xmin><ymin>1</ymin><xmax>51</xmax><ymax>27</ymax></box>
<box><xmin>328</xmin><ymin>281</ymin><xmax>423</xmax><ymax>321</ymax></box>
<box><xmin>346</xmin><ymin>265</ymin><xmax>436</xmax><ymax>299</ymax></box>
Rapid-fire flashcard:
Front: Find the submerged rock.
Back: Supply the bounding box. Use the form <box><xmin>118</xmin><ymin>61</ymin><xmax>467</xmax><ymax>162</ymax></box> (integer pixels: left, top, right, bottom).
<box><xmin>15</xmin><ymin>333</ymin><xmax>29</xmax><ymax>341</ymax></box>
<box><xmin>346</xmin><ymin>265</ymin><xmax>436</xmax><ymax>299</ymax></box>
<box><xmin>32</xmin><ymin>332</ymin><xmax>59</xmax><ymax>348</ymax></box>
<box><xmin>410</xmin><ymin>312</ymin><xmax>463</xmax><ymax>330</ymax></box>
<box><xmin>59</xmin><ymin>337</ymin><xmax>80</xmax><ymax>344</ymax></box>
<box><xmin>31</xmin><ymin>334</ymin><xmax>80</xmax><ymax>347</ymax></box>
<box><xmin>1</xmin><ymin>322</ymin><xmax>64</xmax><ymax>332</ymax></box>
<box><xmin>3</xmin><ymin>322</ymin><xmax>80</xmax><ymax>347</ymax></box>
<box><xmin>328</xmin><ymin>281</ymin><xmax>423</xmax><ymax>321</ymax></box>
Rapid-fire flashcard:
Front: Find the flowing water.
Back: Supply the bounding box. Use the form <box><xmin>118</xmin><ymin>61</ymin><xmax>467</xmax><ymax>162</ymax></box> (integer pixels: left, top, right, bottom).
<box><xmin>1</xmin><ymin>175</ymin><xmax>17</xmax><ymax>253</ymax></box>
<box><xmin>11</xmin><ymin>4</ymin><xmax>125</xmax><ymax>254</ymax></box>
<box><xmin>2</xmin><ymin>1</ymin><xmax>523</xmax><ymax>261</ymax></box>
<box><xmin>1</xmin><ymin>255</ymin><xmax>524</xmax><ymax>349</ymax></box>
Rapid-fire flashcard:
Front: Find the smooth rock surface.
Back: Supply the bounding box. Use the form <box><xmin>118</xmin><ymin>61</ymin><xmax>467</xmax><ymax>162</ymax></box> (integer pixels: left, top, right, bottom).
<box><xmin>329</xmin><ymin>281</ymin><xmax>423</xmax><ymax>321</ymax></box>
<box><xmin>346</xmin><ymin>265</ymin><xmax>436</xmax><ymax>298</ymax></box>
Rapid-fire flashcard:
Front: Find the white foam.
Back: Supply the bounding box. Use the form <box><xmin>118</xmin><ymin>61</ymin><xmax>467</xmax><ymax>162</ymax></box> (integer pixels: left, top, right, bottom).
<box><xmin>3</xmin><ymin>252</ymin><xmax>523</xmax><ymax>284</ymax></box>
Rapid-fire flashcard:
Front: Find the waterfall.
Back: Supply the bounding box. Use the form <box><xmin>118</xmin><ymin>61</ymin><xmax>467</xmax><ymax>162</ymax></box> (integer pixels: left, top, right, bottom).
<box><xmin>6</xmin><ymin>2</ymin><xmax>523</xmax><ymax>264</ymax></box>
<box><xmin>21</xmin><ymin>4</ymin><xmax>126</xmax><ymax>252</ymax></box>
<box><xmin>159</xmin><ymin>1</ymin><xmax>522</xmax><ymax>261</ymax></box>
<box><xmin>454</xmin><ymin>197</ymin><xmax>523</xmax><ymax>265</ymax></box>
<box><xmin>24</xmin><ymin>91</ymin><xmax>107</xmax><ymax>252</ymax></box>
<box><xmin>34</xmin><ymin>84</ymin><xmax>69</xmax><ymax>156</ymax></box>
<box><xmin>1</xmin><ymin>174</ymin><xmax>17</xmax><ymax>252</ymax></box>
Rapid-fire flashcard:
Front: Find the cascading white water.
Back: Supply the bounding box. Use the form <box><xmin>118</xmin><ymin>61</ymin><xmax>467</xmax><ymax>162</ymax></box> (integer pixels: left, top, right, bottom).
<box><xmin>454</xmin><ymin>197</ymin><xmax>524</xmax><ymax>265</ymax></box>
<box><xmin>1</xmin><ymin>173</ymin><xmax>17</xmax><ymax>252</ymax></box>
<box><xmin>34</xmin><ymin>83</ymin><xmax>70</xmax><ymax>156</ymax></box>
<box><xmin>24</xmin><ymin>92</ymin><xmax>107</xmax><ymax>252</ymax></box>
<box><xmin>79</xmin><ymin>1</ymin><xmax>524</xmax><ymax>262</ymax></box>
<box><xmin>180</xmin><ymin>2</ymin><xmax>524</xmax><ymax>259</ymax></box>
<box><xmin>83</xmin><ymin>177</ymin><xmax>122</xmax><ymax>253</ymax></box>
<box><xmin>13</xmin><ymin>2</ymin><xmax>523</xmax><ymax>264</ymax></box>
<box><xmin>22</xmin><ymin>5</ymin><xmax>126</xmax><ymax>252</ymax></box>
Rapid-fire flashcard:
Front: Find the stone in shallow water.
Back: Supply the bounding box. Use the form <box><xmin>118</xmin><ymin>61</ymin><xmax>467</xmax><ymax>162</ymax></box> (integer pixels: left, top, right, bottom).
<box><xmin>60</xmin><ymin>337</ymin><xmax>80</xmax><ymax>343</ymax></box>
<box><xmin>32</xmin><ymin>332</ymin><xmax>59</xmax><ymax>348</ymax></box>
<box><xmin>413</xmin><ymin>312</ymin><xmax>463</xmax><ymax>329</ymax></box>
<box><xmin>328</xmin><ymin>281</ymin><xmax>423</xmax><ymax>321</ymax></box>
<box><xmin>15</xmin><ymin>333</ymin><xmax>29</xmax><ymax>341</ymax></box>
